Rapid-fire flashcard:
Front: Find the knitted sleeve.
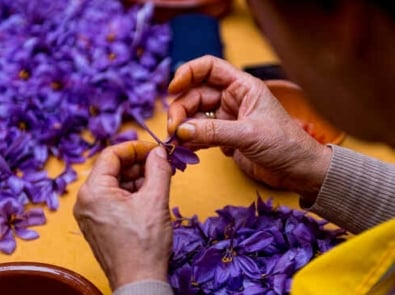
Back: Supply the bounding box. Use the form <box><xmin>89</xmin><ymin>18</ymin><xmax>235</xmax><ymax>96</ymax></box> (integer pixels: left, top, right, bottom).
<box><xmin>113</xmin><ymin>280</ymin><xmax>174</xmax><ymax>295</ymax></box>
<box><xmin>305</xmin><ymin>145</ymin><xmax>395</xmax><ymax>234</ymax></box>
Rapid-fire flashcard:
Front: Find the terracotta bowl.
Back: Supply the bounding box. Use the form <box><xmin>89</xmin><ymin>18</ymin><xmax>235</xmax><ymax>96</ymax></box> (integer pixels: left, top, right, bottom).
<box><xmin>125</xmin><ymin>0</ymin><xmax>232</xmax><ymax>21</ymax></box>
<box><xmin>0</xmin><ymin>262</ymin><xmax>103</xmax><ymax>295</ymax></box>
<box><xmin>265</xmin><ymin>80</ymin><xmax>345</xmax><ymax>145</ymax></box>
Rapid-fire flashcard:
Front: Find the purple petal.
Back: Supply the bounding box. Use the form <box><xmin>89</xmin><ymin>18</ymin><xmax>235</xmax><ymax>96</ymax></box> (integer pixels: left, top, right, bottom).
<box><xmin>238</xmin><ymin>231</ymin><xmax>273</xmax><ymax>253</ymax></box>
<box><xmin>0</xmin><ymin>198</ymin><xmax>23</xmax><ymax>216</ymax></box>
<box><xmin>15</xmin><ymin>228</ymin><xmax>39</xmax><ymax>240</ymax></box>
<box><xmin>293</xmin><ymin>244</ymin><xmax>313</xmax><ymax>270</ymax></box>
<box><xmin>170</xmin><ymin>145</ymin><xmax>200</xmax><ymax>165</ymax></box>
<box><xmin>214</xmin><ymin>263</ymin><xmax>232</xmax><ymax>286</ymax></box>
<box><xmin>0</xmin><ymin>155</ymin><xmax>12</xmax><ymax>179</ymax></box>
<box><xmin>7</xmin><ymin>175</ymin><xmax>25</xmax><ymax>194</ymax></box>
<box><xmin>60</xmin><ymin>166</ymin><xmax>77</xmax><ymax>185</ymax></box>
<box><xmin>228</xmin><ymin>275</ymin><xmax>244</xmax><ymax>291</ymax></box>
<box><xmin>292</xmin><ymin>222</ymin><xmax>315</xmax><ymax>244</ymax></box>
<box><xmin>273</xmin><ymin>274</ymin><xmax>287</xmax><ymax>295</ymax></box>
<box><xmin>23</xmin><ymin>208</ymin><xmax>46</xmax><ymax>226</ymax></box>
<box><xmin>111</xmin><ymin>130</ymin><xmax>138</xmax><ymax>144</ymax></box>
<box><xmin>0</xmin><ymin>230</ymin><xmax>16</xmax><ymax>254</ymax></box>
<box><xmin>234</xmin><ymin>255</ymin><xmax>261</xmax><ymax>279</ymax></box>
<box><xmin>46</xmin><ymin>192</ymin><xmax>59</xmax><ymax>211</ymax></box>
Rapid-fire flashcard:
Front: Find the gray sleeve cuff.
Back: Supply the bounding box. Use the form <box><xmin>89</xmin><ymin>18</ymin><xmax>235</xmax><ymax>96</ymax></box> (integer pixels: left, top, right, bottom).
<box><xmin>113</xmin><ymin>280</ymin><xmax>174</xmax><ymax>295</ymax></box>
<box><xmin>303</xmin><ymin>145</ymin><xmax>395</xmax><ymax>234</ymax></box>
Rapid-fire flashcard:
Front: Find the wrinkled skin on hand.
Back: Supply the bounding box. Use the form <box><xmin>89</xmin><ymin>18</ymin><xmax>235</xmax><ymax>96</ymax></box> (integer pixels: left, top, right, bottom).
<box><xmin>168</xmin><ymin>55</ymin><xmax>332</xmax><ymax>202</ymax></box>
<box><xmin>73</xmin><ymin>141</ymin><xmax>173</xmax><ymax>290</ymax></box>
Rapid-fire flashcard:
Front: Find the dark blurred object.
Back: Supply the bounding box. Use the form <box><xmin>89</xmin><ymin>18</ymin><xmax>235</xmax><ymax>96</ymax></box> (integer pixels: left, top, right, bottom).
<box><xmin>243</xmin><ymin>64</ymin><xmax>288</xmax><ymax>81</ymax></box>
<box><xmin>265</xmin><ymin>80</ymin><xmax>345</xmax><ymax>145</ymax></box>
<box><xmin>126</xmin><ymin>0</ymin><xmax>232</xmax><ymax>22</ymax></box>
<box><xmin>170</xmin><ymin>14</ymin><xmax>223</xmax><ymax>75</ymax></box>
<box><xmin>246</xmin><ymin>0</ymin><xmax>265</xmax><ymax>30</ymax></box>
<box><xmin>0</xmin><ymin>262</ymin><xmax>103</xmax><ymax>295</ymax></box>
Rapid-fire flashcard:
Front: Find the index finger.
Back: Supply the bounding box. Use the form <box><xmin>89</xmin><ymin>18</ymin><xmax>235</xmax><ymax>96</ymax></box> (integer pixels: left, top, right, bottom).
<box><xmin>86</xmin><ymin>141</ymin><xmax>157</xmax><ymax>186</ymax></box>
<box><xmin>168</xmin><ymin>55</ymin><xmax>240</xmax><ymax>94</ymax></box>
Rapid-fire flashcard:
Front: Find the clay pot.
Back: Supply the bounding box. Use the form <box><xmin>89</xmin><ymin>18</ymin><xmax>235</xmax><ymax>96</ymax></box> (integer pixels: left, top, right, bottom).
<box><xmin>0</xmin><ymin>262</ymin><xmax>103</xmax><ymax>295</ymax></box>
<box><xmin>125</xmin><ymin>0</ymin><xmax>232</xmax><ymax>21</ymax></box>
<box><xmin>265</xmin><ymin>80</ymin><xmax>345</xmax><ymax>145</ymax></box>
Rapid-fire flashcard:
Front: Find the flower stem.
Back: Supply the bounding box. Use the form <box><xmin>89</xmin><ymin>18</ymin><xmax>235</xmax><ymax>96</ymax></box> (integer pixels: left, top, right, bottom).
<box><xmin>131</xmin><ymin>109</ymin><xmax>163</xmax><ymax>144</ymax></box>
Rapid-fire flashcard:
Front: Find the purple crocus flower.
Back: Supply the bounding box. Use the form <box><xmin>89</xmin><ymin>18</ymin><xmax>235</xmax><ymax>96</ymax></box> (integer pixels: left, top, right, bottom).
<box><xmin>0</xmin><ymin>0</ymin><xmax>172</xmax><ymax>252</ymax></box>
<box><xmin>23</xmin><ymin>166</ymin><xmax>77</xmax><ymax>211</ymax></box>
<box><xmin>169</xmin><ymin>195</ymin><xmax>346</xmax><ymax>294</ymax></box>
<box><xmin>0</xmin><ymin>198</ymin><xmax>46</xmax><ymax>254</ymax></box>
<box><xmin>131</xmin><ymin>109</ymin><xmax>199</xmax><ymax>174</ymax></box>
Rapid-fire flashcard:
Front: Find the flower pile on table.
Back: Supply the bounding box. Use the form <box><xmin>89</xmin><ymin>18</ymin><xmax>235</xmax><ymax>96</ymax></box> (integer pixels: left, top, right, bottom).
<box><xmin>0</xmin><ymin>0</ymin><xmax>171</xmax><ymax>254</ymax></box>
<box><xmin>169</xmin><ymin>196</ymin><xmax>346</xmax><ymax>294</ymax></box>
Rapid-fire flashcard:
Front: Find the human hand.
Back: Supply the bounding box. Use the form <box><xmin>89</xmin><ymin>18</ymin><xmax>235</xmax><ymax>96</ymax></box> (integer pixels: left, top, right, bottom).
<box><xmin>168</xmin><ymin>55</ymin><xmax>331</xmax><ymax>201</ymax></box>
<box><xmin>73</xmin><ymin>141</ymin><xmax>173</xmax><ymax>290</ymax></box>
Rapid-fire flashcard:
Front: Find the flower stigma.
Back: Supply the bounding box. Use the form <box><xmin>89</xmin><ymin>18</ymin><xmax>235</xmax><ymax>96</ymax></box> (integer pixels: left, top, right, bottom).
<box><xmin>165</xmin><ymin>143</ymin><xmax>176</xmax><ymax>155</ymax></box>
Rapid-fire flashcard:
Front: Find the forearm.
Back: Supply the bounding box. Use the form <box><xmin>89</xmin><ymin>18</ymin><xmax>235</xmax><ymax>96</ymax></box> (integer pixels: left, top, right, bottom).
<box><xmin>302</xmin><ymin>145</ymin><xmax>395</xmax><ymax>234</ymax></box>
<box><xmin>113</xmin><ymin>280</ymin><xmax>174</xmax><ymax>295</ymax></box>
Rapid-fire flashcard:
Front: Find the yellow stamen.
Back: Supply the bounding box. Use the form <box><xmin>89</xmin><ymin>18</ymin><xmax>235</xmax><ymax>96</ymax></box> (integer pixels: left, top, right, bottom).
<box><xmin>106</xmin><ymin>33</ymin><xmax>116</xmax><ymax>42</ymax></box>
<box><xmin>136</xmin><ymin>47</ymin><xmax>144</xmax><ymax>57</ymax></box>
<box><xmin>18</xmin><ymin>70</ymin><xmax>30</xmax><ymax>80</ymax></box>
<box><xmin>222</xmin><ymin>256</ymin><xmax>233</xmax><ymax>263</ymax></box>
<box><xmin>89</xmin><ymin>106</ymin><xmax>99</xmax><ymax>116</ymax></box>
<box><xmin>15</xmin><ymin>169</ymin><xmax>24</xmax><ymax>177</ymax></box>
<box><xmin>51</xmin><ymin>81</ymin><xmax>62</xmax><ymax>90</ymax></box>
<box><xmin>8</xmin><ymin>214</ymin><xmax>18</xmax><ymax>226</ymax></box>
<box><xmin>18</xmin><ymin>121</ymin><xmax>27</xmax><ymax>131</ymax></box>
<box><xmin>108</xmin><ymin>53</ymin><xmax>116</xmax><ymax>61</ymax></box>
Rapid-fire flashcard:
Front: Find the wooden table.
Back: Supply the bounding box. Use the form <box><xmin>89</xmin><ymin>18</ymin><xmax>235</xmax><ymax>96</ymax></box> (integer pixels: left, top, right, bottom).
<box><xmin>3</xmin><ymin>1</ymin><xmax>395</xmax><ymax>294</ymax></box>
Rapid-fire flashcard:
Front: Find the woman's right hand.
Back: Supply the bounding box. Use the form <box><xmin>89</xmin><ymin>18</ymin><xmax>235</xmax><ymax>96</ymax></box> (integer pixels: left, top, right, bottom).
<box><xmin>167</xmin><ymin>55</ymin><xmax>332</xmax><ymax>202</ymax></box>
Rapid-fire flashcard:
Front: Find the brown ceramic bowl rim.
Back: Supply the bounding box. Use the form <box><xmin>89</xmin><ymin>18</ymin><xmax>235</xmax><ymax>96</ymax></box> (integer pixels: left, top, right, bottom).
<box><xmin>0</xmin><ymin>262</ymin><xmax>102</xmax><ymax>295</ymax></box>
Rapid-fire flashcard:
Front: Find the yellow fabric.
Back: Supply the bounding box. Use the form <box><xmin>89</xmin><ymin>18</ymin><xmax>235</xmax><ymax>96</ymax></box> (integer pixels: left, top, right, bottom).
<box><xmin>292</xmin><ymin>218</ymin><xmax>395</xmax><ymax>295</ymax></box>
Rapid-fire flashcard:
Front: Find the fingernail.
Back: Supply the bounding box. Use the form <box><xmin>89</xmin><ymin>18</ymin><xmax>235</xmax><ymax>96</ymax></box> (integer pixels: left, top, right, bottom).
<box><xmin>155</xmin><ymin>147</ymin><xmax>167</xmax><ymax>159</ymax></box>
<box><xmin>177</xmin><ymin>123</ymin><xmax>196</xmax><ymax>141</ymax></box>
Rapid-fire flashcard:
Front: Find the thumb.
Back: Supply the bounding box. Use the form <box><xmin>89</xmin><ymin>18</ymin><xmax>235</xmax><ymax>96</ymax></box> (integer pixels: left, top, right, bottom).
<box><xmin>140</xmin><ymin>146</ymin><xmax>172</xmax><ymax>203</ymax></box>
<box><xmin>176</xmin><ymin>119</ymin><xmax>248</xmax><ymax>148</ymax></box>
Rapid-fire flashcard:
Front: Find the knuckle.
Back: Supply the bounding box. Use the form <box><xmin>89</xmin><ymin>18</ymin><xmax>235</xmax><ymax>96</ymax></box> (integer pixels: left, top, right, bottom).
<box><xmin>75</xmin><ymin>184</ymin><xmax>94</xmax><ymax>209</ymax></box>
<box><xmin>204</xmin><ymin>120</ymin><xmax>218</xmax><ymax>144</ymax></box>
<box><xmin>100</xmin><ymin>146</ymin><xmax>115</xmax><ymax>160</ymax></box>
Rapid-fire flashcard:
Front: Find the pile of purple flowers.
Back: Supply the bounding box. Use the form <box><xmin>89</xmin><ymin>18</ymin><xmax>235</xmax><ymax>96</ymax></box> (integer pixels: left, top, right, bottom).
<box><xmin>0</xmin><ymin>0</ymin><xmax>171</xmax><ymax>254</ymax></box>
<box><xmin>169</xmin><ymin>195</ymin><xmax>346</xmax><ymax>294</ymax></box>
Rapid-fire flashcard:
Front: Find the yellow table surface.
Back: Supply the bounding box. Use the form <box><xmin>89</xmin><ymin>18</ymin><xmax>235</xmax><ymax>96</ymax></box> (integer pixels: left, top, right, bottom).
<box><xmin>3</xmin><ymin>1</ymin><xmax>395</xmax><ymax>294</ymax></box>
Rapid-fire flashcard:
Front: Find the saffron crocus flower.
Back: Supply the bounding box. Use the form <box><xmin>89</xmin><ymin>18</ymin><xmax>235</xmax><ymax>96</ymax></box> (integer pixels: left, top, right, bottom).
<box><xmin>0</xmin><ymin>0</ymin><xmax>171</xmax><ymax>252</ymax></box>
<box><xmin>169</xmin><ymin>194</ymin><xmax>346</xmax><ymax>294</ymax></box>
<box><xmin>0</xmin><ymin>198</ymin><xmax>46</xmax><ymax>254</ymax></box>
<box><xmin>23</xmin><ymin>166</ymin><xmax>77</xmax><ymax>211</ymax></box>
<box><xmin>131</xmin><ymin>109</ymin><xmax>199</xmax><ymax>174</ymax></box>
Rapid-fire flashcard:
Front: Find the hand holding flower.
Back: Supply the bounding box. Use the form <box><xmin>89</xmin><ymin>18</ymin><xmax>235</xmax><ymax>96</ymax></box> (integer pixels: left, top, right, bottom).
<box><xmin>168</xmin><ymin>55</ymin><xmax>331</xmax><ymax>203</ymax></box>
<box><xmin>73</xmin><ymin>141</ymin><xmax>173</xmax><ymax>290</ymax></box>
